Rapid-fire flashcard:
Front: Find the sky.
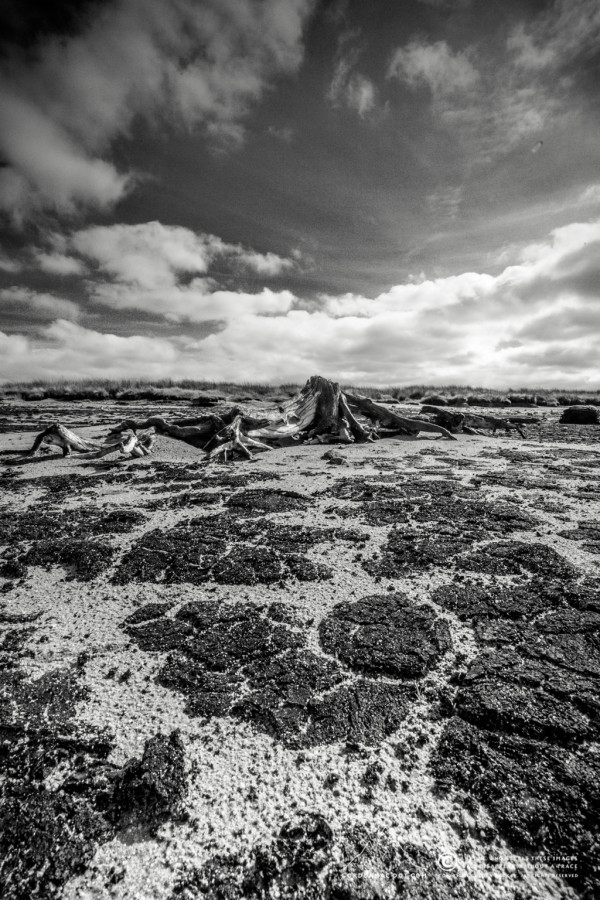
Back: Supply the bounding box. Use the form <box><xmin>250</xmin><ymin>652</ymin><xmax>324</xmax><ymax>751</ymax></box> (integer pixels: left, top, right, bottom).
<box><xmin>1</xmin><ymin>0</ymin><xmax>600</xmax><ymax>388</ymax></box>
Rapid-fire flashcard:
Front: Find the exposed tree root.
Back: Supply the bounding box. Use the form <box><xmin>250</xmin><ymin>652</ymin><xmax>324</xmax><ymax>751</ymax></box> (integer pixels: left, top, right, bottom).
<box><xmin>25</xmin><ymin>376</ymin><xmax>465</xmax><ymax>465</ymax></box>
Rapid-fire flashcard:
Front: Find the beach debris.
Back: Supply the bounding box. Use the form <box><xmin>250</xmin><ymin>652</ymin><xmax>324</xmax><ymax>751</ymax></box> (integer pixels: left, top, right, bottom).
<box><xmin>26</xmin><ymin>423</ymin><xmax>102</xmax><ymax>456</ymax></box>
<box><xmin>419</xmin><ymin>406</ymin><xmax>532</xmax><ymax>437</ymax></box>
<box><xmin>110</xmin><ymin>375</ymin><xmax>456</xmax><ymax>462</ymax></box>
<box><xmin>24</xmin><ymin>423</ymin><xmax>155</xmax><ymax>460</ymax></box>
<box><xmin>87</xmin><ymin>429</ymin><xmax>156</xmax><ymax>459</ymax></box>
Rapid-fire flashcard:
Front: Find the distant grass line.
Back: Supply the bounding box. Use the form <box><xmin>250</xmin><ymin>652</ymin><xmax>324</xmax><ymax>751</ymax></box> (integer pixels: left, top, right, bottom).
<box><xmin>1</xmin><ymin>378</ymin><xmax>600</xmax><ymax>404</ymax></box>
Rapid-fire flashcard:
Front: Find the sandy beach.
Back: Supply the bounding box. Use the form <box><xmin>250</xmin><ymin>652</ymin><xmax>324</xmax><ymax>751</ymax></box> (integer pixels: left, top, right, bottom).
<box><xmin>1</xmin><ymin>397</ymin><xmax>598</xmax><ymax>899</ymax></box>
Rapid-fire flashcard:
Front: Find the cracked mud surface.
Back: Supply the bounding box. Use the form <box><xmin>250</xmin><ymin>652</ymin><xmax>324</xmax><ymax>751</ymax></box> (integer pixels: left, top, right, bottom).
<box><xmin>1</xmin><ymin>400</ymin><xmax>599</xmax><ymax>899</ymax></box>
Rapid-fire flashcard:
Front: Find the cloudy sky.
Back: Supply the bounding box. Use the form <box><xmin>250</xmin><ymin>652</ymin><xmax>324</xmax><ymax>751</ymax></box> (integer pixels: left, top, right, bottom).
<box><xmin>1</xmin><ymin>0</ymin><xmax>600</xmax><ymax>387</ymax></box>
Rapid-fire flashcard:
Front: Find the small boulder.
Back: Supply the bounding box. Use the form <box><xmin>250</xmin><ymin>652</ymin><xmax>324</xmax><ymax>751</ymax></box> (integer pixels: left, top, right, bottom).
<box><xmin>559</xmin><ymin>406</ymin><xmax>600</xmax><ymax>425</ymax></box>
<box><xmin>421</xmin><ymin>394</ymin><xmax>447</xmax><ymax>406</ymax></box>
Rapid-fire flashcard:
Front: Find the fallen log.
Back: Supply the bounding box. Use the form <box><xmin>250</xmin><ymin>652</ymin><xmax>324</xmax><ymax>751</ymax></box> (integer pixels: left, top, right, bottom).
<box><xmin>420</xmin><ymin>405</ymin><xmax>531</xmax><ymax>438</ymax></box>
<box><xmin>346</xmin><ymin>394</ymin><xmax>456</xmax><ymax>440</ymax></box>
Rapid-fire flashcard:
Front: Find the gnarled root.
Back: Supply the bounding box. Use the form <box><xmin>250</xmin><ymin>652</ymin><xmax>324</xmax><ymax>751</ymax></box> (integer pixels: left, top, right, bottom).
<box><xmin>208</xmin><ymin>416</ymin><xmax>273</xmax><ymax>462</ymax></box>
<box><xmin>345</xmin><ymin>394</ymin><xmax>457</xmax><ymax>440</ymax></box>
<box><xmin>85</xmin><ymin>430</ymin><xmax>156</xmax><ymax>459</ymax></box>
<box><xmin>26</xmin><ymin>423</ymin><xmax>102</xmax><ymax>456</ymax></box>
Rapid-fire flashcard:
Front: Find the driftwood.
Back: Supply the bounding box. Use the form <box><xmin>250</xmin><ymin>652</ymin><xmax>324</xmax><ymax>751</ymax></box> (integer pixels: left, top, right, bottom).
<box><xmin>25</xmin><ymin>423</ymin><xmax>154</xmax><ymax>459</ymax></box>
<box><xmin>419</xmin><ymin>405</ymin><xmax>535</xmax><ymax>438</ymax></box>
<box><xmin>27</xmin><ymin>423</ymin><xmax>101</xmax><ymax>457</ymax></box>
<box><xmin>109</xmin><ymin>409</ymin><xmax>270</xmax><ymax>450</ymax></box>
<box><xmin>23</xmin><ymin>376</ymin><xmax>465</xmax><ymax>465</ymax></box>
<box><xmin>108</xmin><ymin>375</ymin><xmax>456</xmax><ymax>460</ymax></box>
<box><xmin>86</xmin><ymin>430</ymin><xmax>156</xmax><ymax>459</ymax></box>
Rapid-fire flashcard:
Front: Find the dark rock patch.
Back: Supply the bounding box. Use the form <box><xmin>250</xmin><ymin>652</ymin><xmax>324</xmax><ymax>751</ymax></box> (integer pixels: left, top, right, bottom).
<box><xmin>319</xmin><ymin>594</ymin><xmax>452</xmax><ymax>678</ymax></box>
<box><xmin>558</xmin><ymin>522</ymin><xmax>600</xmax><ymax>544</ymax></box>
<box><xmin>225</xmin><ymin>488</ymin><xmax>309</xmax><ymax>515</ymax></box>
<box><xmin>455</xmin><ymin>678</ymin><xmax>591</xmax><ymax>745</ymax></box>
<box><xmin>474</xmin><ymin>472</ymin><xmax>561</xmax><ymax>491</ymax></box>
<box><xmin>0</xmin><ymin>651</ymin><xmax>189</xmax><ymax>897</ymax></box>
<box><xmin>432</xmin><ymin>578</ymin><xmax>568</xmax><ymax>624</ymax></box>
<box><xmin>111</xmin><ymin>731</ymin><xmax>187</xmax><ymax>829</ymax></box>
<box><xmin>123</xmin><ymin>602</ymin><xmax>176</xmax><ymax>626</ymax></box>
<box><xmin>10</xmin><ymin>471</ymin><xmax>142</xmax><ymax>501</ymax></box>
<box><xmin>113</xmin><ymin>515</ymin><xmax>361</xmax><ymax>586</ymax></box>
<box><xmin>0</xmin><ymin>665</ymin><xmax>113</xmax><ymax>899</ymax></box>
<box><xmin>171</xmin><ymin>814</ymin><xmax>486</xmax><ymax>900</ymax></box>
<box><xmin>0</xmin><ymin>625</ymin><xmax>36</xmax><ymax>666</ymax></box>
<box><xmin>142</xmin><ymin>490</ymin><xmax>224</xmax><ymax>511</ymax></box>
<box><xmin>205</xmin><ymin>471</ymin><xmax>281</xmax><ymax>488</ymax></box>
<box><xmin>330</xmin><ymin>478</ymin><xmax>536</xmax><ymax>539</ymax></box>
<box><xmin>0</xmin><ymin>506</ymin><xmax>146</xmax><ymax>582</ymax></box>
<box><xmin>125</xmin><ymin>601</ymin><xmax>415</xmax><ymax>747</ymax></box>
<box><xmin>21</xmin><ymin>539</ymin><xmax>115</xmax><ymax>581</ymax></box>
<box><xmin>457</xmin><ymin>541</ymin><xmax>575</xmax><ymax>578</ymax></box>
<box><xmin>363</xmin><ymin>526</ymin><xmax>474</xmax><ymax>576</ymax></box>
<box><xmin>432</xmin><ymin>718</ymin><xmax>599</xmax><ymax>896</ymax></box>
<box><xmin>0</xmin><ymin>507</ymin><xmax>146</xmax><ymax>544</ymax></box>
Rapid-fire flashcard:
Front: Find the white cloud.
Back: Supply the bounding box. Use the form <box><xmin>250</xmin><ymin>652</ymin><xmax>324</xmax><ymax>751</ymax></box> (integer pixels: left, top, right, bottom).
<box><xmin>0</xmin><ymin>88</ymin><xmax>131</xmax><ymax>220</ymax></box>
<box><xmin>71</xmin><ymin>222</ymin><xmax>219</xmax><ymax>288</ymax></box>
<box><xmin>344</xmin><ymin>73</ymin><xmax>376</xmax><ymax>118</ymax></box>
<box><xmin>327</xmin><ymin>43</ymin><xmax>376</xmax><ymax>118</ymax></box>
<box><xmin>3</xmin><ymin>218</ymin><xmax>600</xmax><ymax>388</ymax></box>
<box><xmin>0</xmin><ymin>0</ymin><xmax>315</xmax><ymax>220</ymax></box>
<box><xmin>507</xmin><ymin>0</ymin><xmax>600</xmax><ymax>72</ymax></box>
<box><xmin>70</xmin><ymin>221</ymin><xmax>294</xmax><ymax>289</ymax></box>
<box><xmin>580</xmin><ymin>184</ymin><xmax>600</xmax><ymax>205</ymax></box>
<box><xmin>34</xmin><ymin>252</ymin><xmax>87</xmax><ymax>277</ymax></box>
<box><xmin>388</xmin><ymin>40</ymin><xmax>479</xmax><ymax>97</ymax></box>
<box><xmin>387</xmin><ymin>24</ymin><xmax>581</xmax><ymax>163</ymax></box>
<box><xmin>0</xmin><ymin>287</ymin><xmax>80</xmax><ymax>320</ymax></box>
<box><xmin>0</xmin><ymin>250</ymin><xmax>21</xmax><ymax>273</ymax></box>
<box><xmin>91</xmin><ymin>281</ymin><xmax>294</xmax><ymax>323</ymax></box>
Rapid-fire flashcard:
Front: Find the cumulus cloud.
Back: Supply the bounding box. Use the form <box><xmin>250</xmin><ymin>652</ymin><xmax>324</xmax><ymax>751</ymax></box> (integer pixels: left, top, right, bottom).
<box><xmin>69</xmin><ymin>221</ymin><xmax>295</xmax><ymax>289</ymax></box>
<box><xmin>90</xmin><ymin>282</ymin><xmax>294</xmax><ymax>323</ymax></box>
<box><xmin>0</xmin><ymin>0</ymin><xmax>315</xmax><ymax>220</ymax></box>
<box><xmin>3</xmin><ymin>217</ymin><xmax>600</xmax><ymax>387</ymax></box>
<box><xmin>14</xmin><ymin>221</ymin><xmax>296</xmax><ymax>323</ymax></box>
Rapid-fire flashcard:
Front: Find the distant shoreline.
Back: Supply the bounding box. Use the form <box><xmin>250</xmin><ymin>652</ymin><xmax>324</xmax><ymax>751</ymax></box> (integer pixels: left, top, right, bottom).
<box><xmin>1</xmin><ymin>379</ymin><xmax>600</xmax><ymax>407</ymax></box>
